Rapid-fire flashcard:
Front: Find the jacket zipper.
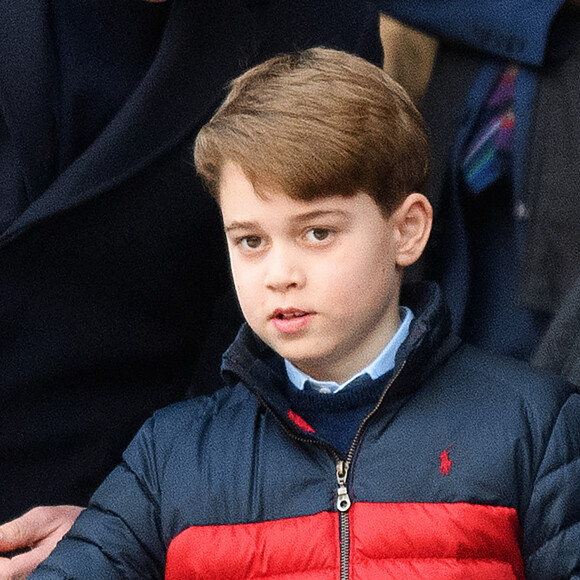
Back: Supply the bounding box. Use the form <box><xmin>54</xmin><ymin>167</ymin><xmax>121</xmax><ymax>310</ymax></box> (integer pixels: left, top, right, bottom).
<box><xmin>334</xmin><ymin>361</ymin><xmax>406</xmax><ymax>580</ymax></box>
<box><xmin>336</xmin><ymin>459</ymin><xmax>351</xmax><ymax>580</ymax></box>
<box><xmin>255</xmin><ymin>360</ymin><xmax>406</xmax><ymax>580</ymax></box>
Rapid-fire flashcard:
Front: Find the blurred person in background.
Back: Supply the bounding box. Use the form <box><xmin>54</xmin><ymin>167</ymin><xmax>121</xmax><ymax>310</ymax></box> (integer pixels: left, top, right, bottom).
<box><xmin>0</xmin><ymin>0</ymin><xmax>381</xmax><ymax>576</ymax></box>
<box><xmin>376</xmin><ymin>0</ymin><xmax>580</xmax><ymax>385</ymax></box>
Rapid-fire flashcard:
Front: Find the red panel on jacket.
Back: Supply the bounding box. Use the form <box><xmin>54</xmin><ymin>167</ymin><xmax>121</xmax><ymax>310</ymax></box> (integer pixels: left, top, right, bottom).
<box><xmin>165</xmin><ymin>511</ymin><xmax>339</xmax><ymax>579</ymax></box>
<box><xmin>349</xmin><ymin>502</ymin><xmax>524</xmax><ymax>579</ymax></box>
<box><xmin>165</xmin><ymin>502</ymin><xmax>523</xmax><ymax>579</ymax></box>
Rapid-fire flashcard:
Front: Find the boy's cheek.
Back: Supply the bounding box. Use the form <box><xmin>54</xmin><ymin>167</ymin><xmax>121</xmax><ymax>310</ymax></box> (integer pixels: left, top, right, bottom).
<box><xmin>227</xmin><ymin>252</ymin><xmax>245</xmax><ymax>283</ymax></box>
<box><xmin>230</xmin><ymin>276</ymin><xmax>257</xmax><ymax>316</ymax></box>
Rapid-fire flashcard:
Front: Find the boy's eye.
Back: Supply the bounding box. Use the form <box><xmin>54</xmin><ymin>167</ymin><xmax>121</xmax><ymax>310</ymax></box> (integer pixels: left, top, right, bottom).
<box><xmin>240</xmin><ymin>236</ymin><xmax>263</xmax><ymax>250</ymax></box>
<box><xmin>306</xmin><ymin>228</ymin><xmax>332</xmax><ymax>242</ymax></box>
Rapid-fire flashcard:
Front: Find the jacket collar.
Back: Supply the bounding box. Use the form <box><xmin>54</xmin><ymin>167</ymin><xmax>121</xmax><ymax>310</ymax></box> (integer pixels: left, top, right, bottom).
<box><xmin>0</xmin><ymin>0</ymin><xmax>259</xmax><ymax>247</ymax></box>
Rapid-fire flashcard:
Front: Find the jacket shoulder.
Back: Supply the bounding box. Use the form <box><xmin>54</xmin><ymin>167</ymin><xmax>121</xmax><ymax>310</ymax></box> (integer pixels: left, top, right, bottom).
<box><xmin>448</xmin><ymin>343</ymin><xmax>577</xmax><ymax>407</ymax></box>
<box><xmin>148</xmin><ymin>384</ymin><xmax>257</xmax><ymax>442</ymax></box>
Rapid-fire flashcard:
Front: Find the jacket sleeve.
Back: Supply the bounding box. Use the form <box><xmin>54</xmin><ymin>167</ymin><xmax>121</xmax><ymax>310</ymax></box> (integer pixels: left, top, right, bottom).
<box><xmin>374</xmin><ymin>0</ymin><xmax>563</xmax><ymax>65</ymax></box>
<box><xmin>28</xmin><ymin>417</ymin><xmax>166</xmax><ymax>580</ymax></box>
<box><xmin>522</xmin><ymin>389</ymin><xmax>580</xmax><ymax>579</ymax></box>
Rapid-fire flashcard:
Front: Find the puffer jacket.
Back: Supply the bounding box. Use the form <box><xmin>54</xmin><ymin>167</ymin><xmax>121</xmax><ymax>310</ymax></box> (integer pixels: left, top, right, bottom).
<box><xmin>30</xmin><ymin>283</ymin><xmax>580</xmax><ymax>579</ymax></box>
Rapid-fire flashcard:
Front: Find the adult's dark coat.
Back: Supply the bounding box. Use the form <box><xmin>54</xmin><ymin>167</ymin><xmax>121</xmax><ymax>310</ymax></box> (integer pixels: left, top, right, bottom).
<box><xmin>0</xmin><ymin>0</ymin><xmax>382</xmax><ymax>523</ymax></box>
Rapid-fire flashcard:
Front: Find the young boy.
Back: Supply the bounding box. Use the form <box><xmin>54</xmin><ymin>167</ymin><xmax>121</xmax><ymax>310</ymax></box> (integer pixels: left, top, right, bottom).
<box><xmin>30</xmin><ymin>48</ymin><xmax>579</xmax><ymax>579</ymax></box>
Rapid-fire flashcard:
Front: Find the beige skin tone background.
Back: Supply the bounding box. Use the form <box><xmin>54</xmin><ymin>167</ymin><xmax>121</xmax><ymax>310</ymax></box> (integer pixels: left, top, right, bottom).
<box><xmin>0</xmin><ymin>0</ymin><xmax>575</xmax><ymax>577</ymax></box>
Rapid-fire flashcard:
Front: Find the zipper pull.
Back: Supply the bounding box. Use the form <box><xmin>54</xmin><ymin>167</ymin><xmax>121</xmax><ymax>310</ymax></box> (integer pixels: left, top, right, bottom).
<box><xmin>336</xmin><ymin>460</ymin><xmax>351</xmax><ymax>512</ymax></box>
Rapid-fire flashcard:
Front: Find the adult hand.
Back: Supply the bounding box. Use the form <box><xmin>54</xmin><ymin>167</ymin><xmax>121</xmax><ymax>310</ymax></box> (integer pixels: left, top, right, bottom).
<box><xmin>0</xmin><ymin>505</ymin><xmax>84</xmax><ymax>579</ymax></box>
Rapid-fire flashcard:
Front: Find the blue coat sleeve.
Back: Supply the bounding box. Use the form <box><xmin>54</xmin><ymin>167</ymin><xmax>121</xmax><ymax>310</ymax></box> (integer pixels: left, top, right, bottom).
<box><xmin>28</xmin><ymin>417</ymin><xmax>165</xmax><ymax>579</ymax></box>
<box><xmin>522</xmin><ymin>389</ymin><xmax>580</xmax><ymax>579</ymax></box>
<box><xmin>374</xmin><ymin>0</ymin><xmax>564</xmax><ymax>65</ymax></box>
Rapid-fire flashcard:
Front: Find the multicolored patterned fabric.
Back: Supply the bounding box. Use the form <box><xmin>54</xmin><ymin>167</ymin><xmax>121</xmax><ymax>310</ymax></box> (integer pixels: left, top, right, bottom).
<box><xmin>462</xmin><ymin>65</ymin><xmax>518</xmax><ymax>194</ymax></box>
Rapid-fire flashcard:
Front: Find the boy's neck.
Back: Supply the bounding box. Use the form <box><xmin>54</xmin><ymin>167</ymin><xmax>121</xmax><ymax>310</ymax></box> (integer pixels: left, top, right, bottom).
<box><xmin>285</xmin><ymin>307</ymin><xmax>413</xmax><ymax>394</ymax></box>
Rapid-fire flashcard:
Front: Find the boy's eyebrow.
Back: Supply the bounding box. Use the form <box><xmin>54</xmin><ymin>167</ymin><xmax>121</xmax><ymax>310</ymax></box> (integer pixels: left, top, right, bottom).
<box><xmin>291</xmin><ymin>209</ymin><xmax>351</xmax><ymax>223</ymax></box>
<box><xmin>224</xmin><ymin>221</ymin><xmax>261</xmax><ymax>233</ymax></box>
<box><xmin>224</xmin><ymin>210</ymin><xmax>350</xmax><ymax>233</ymax></box>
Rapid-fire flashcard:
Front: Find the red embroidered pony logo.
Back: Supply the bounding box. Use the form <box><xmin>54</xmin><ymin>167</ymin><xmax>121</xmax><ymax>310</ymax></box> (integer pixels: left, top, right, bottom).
<box><xmin>439</xmin><ymin>445</ymin><xmax>453</xmax><ymax>476</ymax></box>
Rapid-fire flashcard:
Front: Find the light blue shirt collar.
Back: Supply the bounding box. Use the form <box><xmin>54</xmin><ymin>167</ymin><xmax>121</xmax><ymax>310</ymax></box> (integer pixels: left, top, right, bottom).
<box><xmin>285</xmin><ymin>306</ymin><xmax>414</xmax><ymax>394</ymax></box>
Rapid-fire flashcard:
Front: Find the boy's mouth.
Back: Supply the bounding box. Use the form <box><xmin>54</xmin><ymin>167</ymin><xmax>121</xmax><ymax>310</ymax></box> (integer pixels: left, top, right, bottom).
<box><xmin>271</xmin><ymin>308</ymin><xmax>310</xmax><ymax>320</ymax></box>
<box><xmin>270</xmin><ymin>309</ymin><xmax>314</xmax><ymax>333</ymax></box>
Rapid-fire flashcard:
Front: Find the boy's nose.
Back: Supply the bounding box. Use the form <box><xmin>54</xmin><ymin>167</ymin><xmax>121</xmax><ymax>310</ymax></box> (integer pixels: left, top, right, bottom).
<box><xmin>264</xmin><ymin>248</ymin><xmax>305</xmax><ymax>292</ymax></box>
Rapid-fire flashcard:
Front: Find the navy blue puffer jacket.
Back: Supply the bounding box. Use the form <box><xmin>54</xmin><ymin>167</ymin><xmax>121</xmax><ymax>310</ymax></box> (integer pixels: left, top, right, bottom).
<box><xmin>30</xmin><ymin>284</ymin><xmax>580</xmax><ymax>579</ymax></box>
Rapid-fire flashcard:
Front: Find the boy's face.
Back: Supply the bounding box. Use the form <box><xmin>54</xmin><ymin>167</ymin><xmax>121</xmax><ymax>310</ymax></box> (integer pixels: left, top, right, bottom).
<box><xmin>219</xmin><ymin>162</ymin><xmax>405</xmax><ymax>384</ymax></box>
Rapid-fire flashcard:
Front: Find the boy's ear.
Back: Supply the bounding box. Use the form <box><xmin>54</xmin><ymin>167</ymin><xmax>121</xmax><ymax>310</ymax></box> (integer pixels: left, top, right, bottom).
<box><xmin>393</xmin><ymin>193</ymin><xmax>433</xmax><ymax>268</ymax></box>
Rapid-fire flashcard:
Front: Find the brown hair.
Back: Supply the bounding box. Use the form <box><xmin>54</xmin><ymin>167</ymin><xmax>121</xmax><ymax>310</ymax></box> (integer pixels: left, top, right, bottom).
<box><xmin>194</xmin><ymin>47</ymin><xmax>429</xmax><ymax>216</ymax></box>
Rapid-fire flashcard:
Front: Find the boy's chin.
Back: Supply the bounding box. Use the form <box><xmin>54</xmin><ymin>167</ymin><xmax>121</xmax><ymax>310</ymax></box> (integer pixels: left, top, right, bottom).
<box><xmin>283</xmin><ymin>352</ymin><xmax>340</xmax><ymax>383</ymax></box>
<box><xmin>273</xmin><ymin>345</ymin><xmax>325</xmax><ymax>373</ymax></box>
<box><xmin>256</xmin><ymin>330</ymin><xmax>348</xmax><ymax>380</ymax></box>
